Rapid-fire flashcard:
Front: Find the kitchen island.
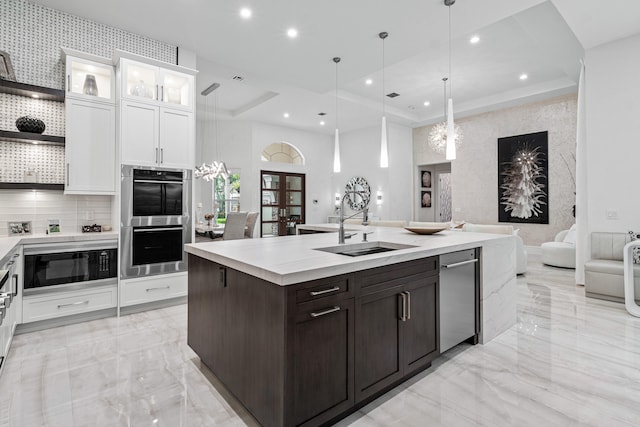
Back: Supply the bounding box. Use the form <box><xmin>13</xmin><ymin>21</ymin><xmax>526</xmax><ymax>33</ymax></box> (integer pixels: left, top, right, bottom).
<box><xmin>185</xmin><ymin>226</ymin><xmax>516</xmax><ymax>427</ymax></box>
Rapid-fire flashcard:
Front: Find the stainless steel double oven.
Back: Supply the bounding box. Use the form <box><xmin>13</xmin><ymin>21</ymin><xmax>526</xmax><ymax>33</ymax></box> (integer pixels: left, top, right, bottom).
<box><xmin>120</xmin><ymin>165</ymin><xmax>192</xmax><ymax>279</ymax></box>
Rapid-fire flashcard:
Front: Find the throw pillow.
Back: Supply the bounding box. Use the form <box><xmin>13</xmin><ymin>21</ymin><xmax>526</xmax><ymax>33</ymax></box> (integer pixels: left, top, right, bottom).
<box><xmin>562</xmin><ymin>224</ymin><xmax>577</xmax><ymax>245</ymax></box>
<box><xmin>628</xmin><ymin>231</ymin><xmax>640</xmax><ymax>264</ymax></box>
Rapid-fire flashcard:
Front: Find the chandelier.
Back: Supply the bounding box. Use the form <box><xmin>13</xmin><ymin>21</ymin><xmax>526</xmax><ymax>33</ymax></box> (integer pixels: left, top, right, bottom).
<box><xmin>428</xmin><ymin>77</ymin><xmax>463</xmax><ymax>154</ymax></box>
<box><xmin>195</xmin><ymin>161</ymin><xmax>229</xmax><ymax>181</ymax></box>
<box><xmin>195</xmin><ymin>82</ymin><xmax>229</xmax><ymax>181</ymax></box>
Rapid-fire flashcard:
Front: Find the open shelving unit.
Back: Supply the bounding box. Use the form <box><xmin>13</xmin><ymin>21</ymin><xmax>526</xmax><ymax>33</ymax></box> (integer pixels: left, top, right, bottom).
<box><xmin>0</xmin><ymin>79</ymin><xmax>66</xmax><ymax>190</ymax></box>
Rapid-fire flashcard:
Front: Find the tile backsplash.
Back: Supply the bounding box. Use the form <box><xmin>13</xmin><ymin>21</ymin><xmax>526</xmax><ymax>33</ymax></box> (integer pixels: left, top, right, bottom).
<box><xmin>0</xmin><ymin>141</ymin><xmax>65</xmax><ymax>183</ymax></box>
<box><xmin>1</xmin><ymin>0</ymin><xmax>177</xmax><ymax>90</ymax></box>
<box><xmin>0</xmin><ymin>190</ymin><xmax>112</xmax><ymax>235</ymax></box>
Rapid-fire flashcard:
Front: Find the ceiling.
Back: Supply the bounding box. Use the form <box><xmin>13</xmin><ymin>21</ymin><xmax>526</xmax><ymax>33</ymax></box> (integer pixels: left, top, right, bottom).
<box><xmin>29</xmin><ymin>0</ymin><xmax>640</xmax><ymax>134</ymax></box>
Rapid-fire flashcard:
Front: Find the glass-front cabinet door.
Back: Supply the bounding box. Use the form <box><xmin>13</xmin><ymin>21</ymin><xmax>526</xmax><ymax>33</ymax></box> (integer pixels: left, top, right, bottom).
<box><xmin>261</xmin><ymin>171</ymin><xmax>305</xmax><ymax>237</ymax></box>
<box><xmin>63</xmin><ymin>48</ymin><xmax>114</xmax><ymax>102</ymax></box>
<box><xmin>160</xmin><ymin>69</ymin><xmax>192</xmax><ymax>108</ymax></box>
<box><xmin>121</xmin><ymin>59</ymin><xmax>159</xmax><ymax>102</ymax></box>
<box><xmin>120</xmin><ymin>58</ymin><xmax>194</xmax><ymax>110</ymax></box>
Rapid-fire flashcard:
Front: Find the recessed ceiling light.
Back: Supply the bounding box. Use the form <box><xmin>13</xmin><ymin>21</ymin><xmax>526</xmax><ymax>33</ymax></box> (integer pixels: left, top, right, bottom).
<box><xmin>423</xmin><ymin>101</ymin><xmax>430</xmax><ymax>107</ymax></box>
<box><xmin>470</xmin><ymin>35</ymin><xmax>480</xmax><ymax>44</ymax></box>
<box><xmin>31</xmin><ymin>94</ymin><xmax>40</xmax><ymax>99</ymax></box>
<box><xmin>520</xmin><ymin>73</ymin><xmax>528</xmax><ymax>80</ymax></box>
<box><xmin>320</xmin><ymin>121</ymin><xmax>325</xmax><ymax>126</ymax></box>
<box><xmin>283</xmin><ymin>112</ymin><xmax>290</xmax><ymax>118</ymax></box>
<box><xmin>240</xmin><ymin>8</ymin><xmax>252</xmax><ymax>19</ymax></box>
<box><xmin>365</xmin><ymin>79</ymin><xmax>373</xmax><ymax>85</ymax></box>
<box><xmin>287</xmin><ymin>28</ymin><xmax>298</xmax><ymax>38</ymax></box>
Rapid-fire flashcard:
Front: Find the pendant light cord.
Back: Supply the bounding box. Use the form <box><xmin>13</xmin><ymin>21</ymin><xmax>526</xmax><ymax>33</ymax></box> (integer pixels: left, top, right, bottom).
<box><xmin>442</xmin><ymin>77</ymin><xmax>448</xmax><ymax>120</ymax></box>
<box><xmin>382</xmin><ymin>36</ymin><xmax>385</xmax><ymax>117</ymax></box>
<box><xmin>448</xmin><ymin>3</ymin><xmax>452</xmax><ymax>101</ymax></box>
<box><xmin>334</xmin><ymin>57</ymin><xmax>340</xmax><ymax>130</ymax></box>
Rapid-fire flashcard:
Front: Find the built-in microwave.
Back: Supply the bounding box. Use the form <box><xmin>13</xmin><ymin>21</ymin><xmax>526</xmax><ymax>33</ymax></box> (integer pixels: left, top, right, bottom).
<box><xmin>23</xmin><ymin>241</ymin><xmax>117</xmax><ymax>293</ymax></box>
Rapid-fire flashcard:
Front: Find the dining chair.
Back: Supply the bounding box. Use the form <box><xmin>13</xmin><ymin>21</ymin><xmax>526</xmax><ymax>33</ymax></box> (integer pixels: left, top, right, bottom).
<box><xmin>222</xmin><ymin>212</ymin><xmax>249</xmax><ymax>240</ymax></box>
<box><xmin>244</xmin><ymin>212</ymin><xmax>259</xmax><ymax>238</ymax></box>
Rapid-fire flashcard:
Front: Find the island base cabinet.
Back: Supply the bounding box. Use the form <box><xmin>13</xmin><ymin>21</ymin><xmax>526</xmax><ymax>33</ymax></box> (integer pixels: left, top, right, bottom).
<box><xmin>355</xmin><ymin>262</ymin><xmax>439</xmax><ymax>403</ymax></box>
<box><xmin>187</xmin><ymin>254</ymin><xmax>441</xmax><ymax>427</ymax></box>
<box><xmin>290</xmin><ymin>298</ymin><xmax>354</xmax><ymax>426</ymax></box>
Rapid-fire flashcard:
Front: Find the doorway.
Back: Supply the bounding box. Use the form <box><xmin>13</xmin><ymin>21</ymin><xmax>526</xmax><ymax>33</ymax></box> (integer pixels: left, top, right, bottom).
<box><xmin>260</xmin><ymin>170</ymin><xmax>306</xmax><ymax>237</ymax></box>
<box><xmin>435</xmin><ymin>172</ymin><xmax>452</xmax><ymax>222</ymax></box>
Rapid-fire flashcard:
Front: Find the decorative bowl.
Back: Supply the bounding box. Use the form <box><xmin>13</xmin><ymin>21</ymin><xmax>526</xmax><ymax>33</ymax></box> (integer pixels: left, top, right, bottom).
<box><xmin>403</xmin><ymin>225</ymin><xmax>449</xmax><ymax>235</ymax></box>
<box><xmin>15</xmin><ymin>115</ymin><xmax>45</xmax><ymax>134</ymax></box>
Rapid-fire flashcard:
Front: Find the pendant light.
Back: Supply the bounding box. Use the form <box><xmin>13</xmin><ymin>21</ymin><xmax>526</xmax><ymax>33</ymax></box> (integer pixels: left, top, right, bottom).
<box><xmin>427</xmin><ymin>77</ymin><xmax>463</xmax><ymax>154</ymax></box>
<box><xmin>445</xmin><ymin>0</ymin><xmax>456</xmax><ymax>160</ymax></box>
<box><xmin>195</xmin><ymin>82</ymin><xmax>229</xmax><ymax>181</ymax></box>
<box><xmin>379</xmin><ymin>31</ymin><xmax>389</xmax><ymax>168</ymax></box>
<box><xmin>333</xmin><ymin>57</ymin><xmax>341</xmax><ymax>173</ymax></box>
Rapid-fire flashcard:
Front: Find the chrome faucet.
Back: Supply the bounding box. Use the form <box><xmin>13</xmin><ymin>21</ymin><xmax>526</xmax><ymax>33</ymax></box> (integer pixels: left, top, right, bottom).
<box><xmin>338</xmin><ymin>191</ymin><xmax>369</xmax><ymax>244</ymax></box>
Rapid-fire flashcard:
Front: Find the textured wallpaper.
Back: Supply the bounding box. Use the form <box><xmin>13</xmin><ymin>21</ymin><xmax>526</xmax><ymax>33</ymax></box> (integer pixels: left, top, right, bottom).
<box><xmin>0</xmin><ymin>0</ymin><xmax>178</xmax><ymax>184</ymax></box>
<box><xmin>414</xmin><ymin>94</ymin><xmax>577</xmax><ymax>246</ymax></box>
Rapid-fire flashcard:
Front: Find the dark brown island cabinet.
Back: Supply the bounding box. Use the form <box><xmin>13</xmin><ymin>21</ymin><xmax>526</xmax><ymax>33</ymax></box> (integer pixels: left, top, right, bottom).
<box><xmin>188</xmin><ymin>254</ymin><xmax>473</xmax><ymax>427</ymax></box>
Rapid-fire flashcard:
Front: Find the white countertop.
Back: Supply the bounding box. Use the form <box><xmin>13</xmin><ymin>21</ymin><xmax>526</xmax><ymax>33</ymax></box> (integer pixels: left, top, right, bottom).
<box><xmin>0</xmin><ymin>232</ymin><xmax>118</xmax><ymax>263</ymax></box>
<box><xmin>185</xmin><ymin>225</ymin><xmax>513</xmax><ymax>286</ymax></box>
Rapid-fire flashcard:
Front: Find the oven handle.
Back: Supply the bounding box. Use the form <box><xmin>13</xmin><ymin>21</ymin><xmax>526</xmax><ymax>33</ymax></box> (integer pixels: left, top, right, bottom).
<box><xmin>133</xmin><ymin>179</ymin><xmax>183</xmax><ymax>184</ymax></box>
<box><xmin>133</xmin><ymin>227</ymin><xmax>183</xmax><ymax>233</ymax></box>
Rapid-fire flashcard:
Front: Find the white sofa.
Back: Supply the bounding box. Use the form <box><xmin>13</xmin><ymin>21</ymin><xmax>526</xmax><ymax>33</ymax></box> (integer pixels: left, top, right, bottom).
<box><xmin>541</xmin><ymin>229</ymin><xmax>576</xmax><ymax>268</ymax></box>
<box><xmin>585</xmin><ymin>232</ymin><xmax>640</xmax><ymax>303</ymax></box>
<box><xmin>462</xmin><ymin>223</ymin><xmax>527</xmax><ymax>275</ymax></box>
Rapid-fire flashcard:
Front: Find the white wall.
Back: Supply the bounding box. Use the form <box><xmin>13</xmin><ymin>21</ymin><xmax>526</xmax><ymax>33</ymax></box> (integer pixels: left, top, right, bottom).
<box><xmin>585</xmin><ymin>34</ymin><xmax>640</xmax><ymax>234</ymax></box>
<box><xmin>332</xmin><ymin>124</ymin><xmax>414</xmax><ymax>221</ymax></box>
<box><xmin>250</xmin><ymin>123</ymin><xmax>334</xmax><ymax>225</ymax></box>
<box><xmin>194</xmin><ymin>115</ymin><xmax>334</xmax><ymax>227</ymax></box>
<box><xmin>413</xmin><ymin>94</ymin><xmax>577</xmax><ymax>246</ymax></box>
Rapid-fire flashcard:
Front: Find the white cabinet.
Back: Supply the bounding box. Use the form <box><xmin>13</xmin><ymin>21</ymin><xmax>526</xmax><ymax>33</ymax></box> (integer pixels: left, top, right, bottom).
<box><xmin>115</xmin><ymin>51</ymin><xmax>196</xmax><ymax>169</ymax></box>
<box><xmin>120</xmin><ymin>100</ymin><xmax>193</xmax><ymax>168</ymax></box>
<box><xmin>119</xmin><ymin>57</ymin><xmax>194</xmax><ymax>110</ymax></box>
<box><xmin>65</xmin><ymin>99</ymin><xmax>116</xmax><ymax>194</ymax></box>
<box><xmin>22</xmin><ymin>285</ymin><xmax>117</xmax><ymax>323</ymax></box>
<box><xmin>120</xmin><ymin>272</ymin><xmax>187</xmax><ymax>307</ymax></box>
<box><xmin>63</xmin><ymin>47</ymin><xmax>115</xmax><ymax>102</ymax></box>
<box><xmin>62</xmin><ymin>48</ymin><xmax>117</xmax><ymax>195</ymax></box>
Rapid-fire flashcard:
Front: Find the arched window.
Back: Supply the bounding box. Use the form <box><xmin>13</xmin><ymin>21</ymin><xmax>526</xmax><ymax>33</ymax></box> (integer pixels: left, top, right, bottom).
<box><xmin>261</xmin><ymin>142</ymin><xmax>305</xmax><ymax>165</ymax></box>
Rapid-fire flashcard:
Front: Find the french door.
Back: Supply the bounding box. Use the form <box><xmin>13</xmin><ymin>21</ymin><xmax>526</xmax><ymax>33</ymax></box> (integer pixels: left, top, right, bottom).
<box><xmin>260</xmin><ymin>171</ymin><xmax>305</xmax><ymax>237</ymax></box>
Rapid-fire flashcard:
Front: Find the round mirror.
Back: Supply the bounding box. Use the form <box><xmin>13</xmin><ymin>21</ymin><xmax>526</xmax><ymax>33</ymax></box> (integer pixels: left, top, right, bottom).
<box><xmin>344</xmin><ymin>176</ymin><xmax>371</xmax><ymax>211</ymax></box>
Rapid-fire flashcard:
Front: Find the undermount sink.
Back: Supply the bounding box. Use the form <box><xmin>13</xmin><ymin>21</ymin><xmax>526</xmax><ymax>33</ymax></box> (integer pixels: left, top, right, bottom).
<box><xmin>315</xmin><ymin>241</ymin><xmax>417</xmax><ymax>257</ymax></box>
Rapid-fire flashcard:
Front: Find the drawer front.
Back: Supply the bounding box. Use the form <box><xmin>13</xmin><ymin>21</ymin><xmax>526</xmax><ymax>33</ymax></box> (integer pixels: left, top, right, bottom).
<box><xmin>121</xmin><ymin>273</ymin><xmax>187</xmax><ymax>307</ymax></box>
<box><xmin>23</xmin><ymin>286</ymin><xmax>117</xmax><ymax>323</ymax></box>
<box><xmin>358</xmin><ymin>257</ymin><xmax>438</xmax><ymax>293</ymax></box>
<box><xmin>295</xmin><ymin>276</ymin><xmax>351</xmax><ymax>304</ymax></box>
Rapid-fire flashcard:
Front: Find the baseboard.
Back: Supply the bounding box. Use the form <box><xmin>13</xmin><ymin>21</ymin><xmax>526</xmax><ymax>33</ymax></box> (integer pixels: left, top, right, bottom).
<box><xmin>16</xmin><ymin>308</ymin><xmax>117</xmax><ymax>334</ymax></box>
<box><xmin>119</xmin><ymin>296</ymin><xmax>187</xmax><ymax>315</ymax></box>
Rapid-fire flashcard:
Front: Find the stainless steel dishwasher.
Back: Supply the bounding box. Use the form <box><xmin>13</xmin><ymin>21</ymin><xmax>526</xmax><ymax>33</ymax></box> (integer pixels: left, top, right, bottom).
<box><xmin>439</xmin><ymin>248</ymin><xmax>479</xmax><ymax>353</ymax></box>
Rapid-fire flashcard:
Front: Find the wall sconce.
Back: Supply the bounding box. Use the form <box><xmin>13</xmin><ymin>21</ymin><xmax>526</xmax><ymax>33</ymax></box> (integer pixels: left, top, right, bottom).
<box><xmin>376</xmin><ymin>191</ymin><xmax>383</xmax><ymax>205</ymax></box>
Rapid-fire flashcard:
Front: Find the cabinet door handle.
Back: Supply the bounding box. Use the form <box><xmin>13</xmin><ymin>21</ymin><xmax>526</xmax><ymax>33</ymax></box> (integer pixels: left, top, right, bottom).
<box><xmin>66</xmin><ymin>163</ymin><xmax>70</xmax><ymax>186</ymax></box>
<box><xmin>310</xmin><ymin>306</ymin><xmax>340</xmax><ymax>318</ymax></box>
<box><xmin>155</xmin><ymin>147</ymin><xmax>159</xmax><ymax>163</ymax></box>
<box><xmin>398</xmin><ymin>293</ymin><xmax>407</xmax><ymax>321</ymax></box>
<box><xmin>58</xmin><ymin>300</ymin><xmax>89</xmax><ymax>309</ymax></box>
<box><xmin>161</xmin><ymin>148</ymin><xmax>164</xmax><ymax>164</ymax></box>
<box><xmin>309</xmin><ymin>286</ymin><xmax>340</xmax><ymax>296</ymax></box>
<box><xmin>406</xmin><ymin>291</ymin><xmax>411</xmax><ymax>320</ymax></box>
<box><xmin>160</xmin><ymin>85</ymin><xmax>164</xmax><ymax>102</ymax></box>
<box><xmin>220</xmin><ymin>267</ymin><xmax>227</xmax><ymax>288</ymax></box>
<box><xmin>12</xmin><ymin>274</ymin><xmax>18</xmax><ymax>297</ymax></box>
<box><xmin>146</xmin><ymin>286</ymin><xmax>171</xmax><ymax>292</ymax></box>
<box><xmin>67</xmin><ymin>75</ymin><xmax>71</xmax><ymax>92</ymax></box>
<box><xmin>155</xmin><ymin>84</ymin><xmax>159</xmax><ymax>100</ymax></box>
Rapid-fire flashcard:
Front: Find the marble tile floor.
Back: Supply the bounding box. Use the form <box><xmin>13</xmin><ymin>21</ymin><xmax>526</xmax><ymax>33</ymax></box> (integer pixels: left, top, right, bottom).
<box><xmin>1</xmin><ymin>255</ymin><xmax>640</xmax><ymax>426</ymax></box>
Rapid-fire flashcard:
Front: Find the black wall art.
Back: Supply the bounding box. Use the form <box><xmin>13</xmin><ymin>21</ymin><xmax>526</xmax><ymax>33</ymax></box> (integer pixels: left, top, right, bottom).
<box><xmin>498</xmin><ymin>131</ymin><xmax>549</xmax><ymax>224</ymax></box>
